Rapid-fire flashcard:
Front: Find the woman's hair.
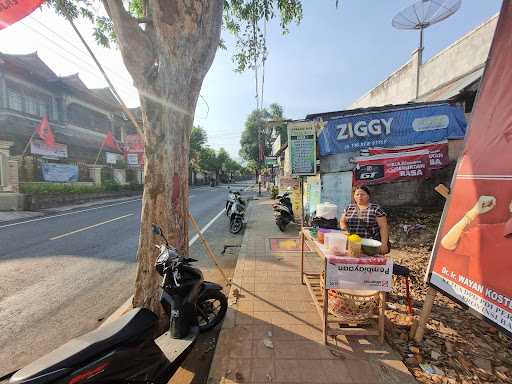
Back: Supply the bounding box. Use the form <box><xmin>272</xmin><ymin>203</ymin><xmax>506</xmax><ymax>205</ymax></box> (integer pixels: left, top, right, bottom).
<box><xmin>354</xmin><ymin>185</ymin><xmax>371</xmax><ymax>197</ymax></box>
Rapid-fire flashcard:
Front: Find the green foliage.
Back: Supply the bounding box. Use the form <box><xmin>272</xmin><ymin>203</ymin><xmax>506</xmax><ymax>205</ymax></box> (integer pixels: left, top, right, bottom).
<box><xmin>20</xmin><ymin>182</ymin><xmax>143</xmax><ymax>195</ymax></box>
<box><xmin>46</xmin><ymin>0</ymin><xmax>116</xmax><ymax>48</ymax></box>
<box><xmin>48</xmin><ymin>1</ymin><xmax>309</xmax><ymax>72</ymax></box>
<box><xmin>21</xmin><ymin>182</ymin><xmax>100</xmax><ymax>195</ymax></box>
<box><xmin>224</xmin><ymin>0</ymin><xmax>303</xmax><ymax>72</ymax></box>
<box><xmin>239</xmin><ymin>103</ymin><xmax>286</xmax><ymax>165</ymax></box>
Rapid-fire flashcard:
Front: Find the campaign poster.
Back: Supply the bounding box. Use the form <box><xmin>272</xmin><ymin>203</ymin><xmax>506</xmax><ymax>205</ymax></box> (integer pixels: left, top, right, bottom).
<box><xmin>353</xmin><ymin>150</ymin><xmax>431</xmax><ymax>186</ymax></box>
<box><xmin>427</xmin><ymin>1</ymin><xmax>512</xmax><ymax>335</ymax></box>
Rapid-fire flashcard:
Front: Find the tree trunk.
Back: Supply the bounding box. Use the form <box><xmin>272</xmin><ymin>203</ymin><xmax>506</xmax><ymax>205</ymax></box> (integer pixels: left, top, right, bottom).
<box><xmin>102</xmin><ymin>0</ymin><xmax>223</xmax><ymax>328</ymax></box>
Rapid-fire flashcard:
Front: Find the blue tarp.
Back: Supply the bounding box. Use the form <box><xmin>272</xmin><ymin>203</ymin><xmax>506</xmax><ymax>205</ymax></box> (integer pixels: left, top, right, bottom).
<box><xmin>42</xmin><ymin>163</ymin><xmax>79</xmax><ymax>182</ymax></box>
<box><xmin>318</xmin><ymin>103</ymin><xmax>467</xmax><ymax>156</ymax></box>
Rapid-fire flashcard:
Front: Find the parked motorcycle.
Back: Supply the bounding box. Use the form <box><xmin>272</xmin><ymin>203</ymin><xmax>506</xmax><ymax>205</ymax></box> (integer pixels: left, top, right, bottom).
<box><xmin>225</xmin><ymin>187</ymin><xmax>239</xmax><ymax>216</ymax></box>
<box><xmin>227</xmin><ymin>191</ymin><xmax>246</xmax><ymax>234</ymax></box>
<box><xmin>6</xmin><ymin>224</ymin><xmax>227</xmax><ymax>384</ymax></box>
<box><xmin>273</xmin><ymin>191</ymin><xmax>294</xmax><ymax>232</ymax></box>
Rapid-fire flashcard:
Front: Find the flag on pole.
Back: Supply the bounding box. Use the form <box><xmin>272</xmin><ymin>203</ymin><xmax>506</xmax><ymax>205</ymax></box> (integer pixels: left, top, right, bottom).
<box><xmin>35</xmin><ymin>115</ymin><xmax>55</xmax><ymax>146</ymax></box>
<box><xmin>0</xmin><ymin>0</ymin><xmax>45</xmax><ymax>30</ymax></box>
<box><xmin>102</xmin><ymin>130</ymin><xmax>121</xmax><ymax>152</ymax></box>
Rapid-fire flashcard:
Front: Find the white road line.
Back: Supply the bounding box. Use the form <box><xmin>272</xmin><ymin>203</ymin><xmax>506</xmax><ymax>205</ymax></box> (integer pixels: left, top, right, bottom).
<box><xmin>189</xmin><ymin>208</ymin><xmax>226</xmax><ymax>247</ymax></box>
<box><xmin>50</xmin><ymin>214</ymin><xmax>134</xmax><ymax>240</ymax></box>
<box><xmin>0</xmin><ymin>199</ymin><xmax>142</xmax><ymax>229</ymax></box>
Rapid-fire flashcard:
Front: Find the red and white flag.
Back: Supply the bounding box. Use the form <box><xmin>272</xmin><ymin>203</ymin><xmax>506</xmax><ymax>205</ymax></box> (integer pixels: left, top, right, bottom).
<box><xmin>102</xmin><ymin>130</ymin><xmax>121</xmax><ymax>152</ymax></box>
<box><xmin>35</xmin><ymin>115</ymin><xmax>55</xmax><ymax>146</ymax></box>
<box><xmin>0</xmin><ymin>0</ymin><xmax>45</xmax><ymax>30</ymax></box>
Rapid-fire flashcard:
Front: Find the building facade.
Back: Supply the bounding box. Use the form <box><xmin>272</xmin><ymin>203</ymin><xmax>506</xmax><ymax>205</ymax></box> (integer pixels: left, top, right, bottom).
<box><xmin>0</xmin><ymin>52</ymin><xmax>138</xmax><ymax>182</ymax></box>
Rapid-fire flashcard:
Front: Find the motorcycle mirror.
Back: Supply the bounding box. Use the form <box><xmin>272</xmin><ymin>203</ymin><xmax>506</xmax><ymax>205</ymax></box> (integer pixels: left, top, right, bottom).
<box><xmin>152</xmin><ymin>224</ymin><xmax>162</xmax><ymax>236</ymax></box>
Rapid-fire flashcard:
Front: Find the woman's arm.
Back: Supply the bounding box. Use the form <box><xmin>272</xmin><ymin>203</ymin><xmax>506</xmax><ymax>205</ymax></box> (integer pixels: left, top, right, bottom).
<box><xmin>376</xmin><ymin>216</ymin><xmax>389</xmax><ymax>254</ymax></box>
<box><xmin>339</xmin><ymin>213</ymin><xmax>348</xmax><ymax>231</ymax></box>
<box><xmin>441</xmin><ymin>196</ymin><xmax>496</xmax><ymax>251</ymax></box>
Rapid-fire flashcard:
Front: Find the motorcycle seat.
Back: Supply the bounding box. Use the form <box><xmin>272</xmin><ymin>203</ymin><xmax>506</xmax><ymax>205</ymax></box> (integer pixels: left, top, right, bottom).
<box><xmin>9</xmin><ymin>308</ymin><xmax>157</xmax><ymax>384</ymax></box>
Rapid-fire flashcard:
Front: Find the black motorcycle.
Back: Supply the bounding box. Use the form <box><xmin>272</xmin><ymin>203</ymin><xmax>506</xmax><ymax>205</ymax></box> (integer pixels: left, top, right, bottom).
<box><xmin>272</xmin><ymin>191</ymin><xmax>294</xmax><ymax>232</ymax></box>
<box><xmin>6</xmin><ymin>224</ymin><xmax>227</xmax><ymax>384</ymax></box>
<box><xmin>227</xmin><ymin>192</ymin><xmax>246</xmax><ymax>234</ymax></box>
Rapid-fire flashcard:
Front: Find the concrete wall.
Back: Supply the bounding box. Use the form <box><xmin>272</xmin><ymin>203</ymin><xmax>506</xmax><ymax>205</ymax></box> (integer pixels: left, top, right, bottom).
<box><xmin>349</xmin><ymin>15</ymin><xmax>498</xmax><ymax>109</ymax></box>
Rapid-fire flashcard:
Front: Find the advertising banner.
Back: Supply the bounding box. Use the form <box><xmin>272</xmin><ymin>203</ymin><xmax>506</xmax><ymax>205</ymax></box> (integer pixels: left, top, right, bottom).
<box><xmin>127</xmin><ymin>153</ymin><xmax>139</xmax><ymax>166</ymax></box>
<box><xmin>106</xmin><ymin>152</ymin><xmax>123</xmax><ymax>164</ymax></box>
<box><xmin>288</xmin><ymin>121</ymin><xmax>316</xmax><ymax>176</ymax></box>
<box><xmin>369</xmin><ymin>140</ymin><xmax>449</xmax><ymax>170</ymax></box>
<box><xmin>427</xmin><ymin>2</ymin><xmax>512</xmax><ymax>335</ymax></box>
<box><xmin>41</xmin><ymin>163</ymin><xmax>79</xmax><ymax>182</ymax></box>
<box><xmin>318</xmin><ymin>103</ymin><xmax>466</xmax><ymax>156</ymax></box>
<box><xmin>354</xmin><ymin>150</ymin><xmax>431</xmax><ymax>186</ymax></box>
<box><xmin>325</xmin><ymin>255</ymin><xmax>393</xmax><ymax>291</ymax></box>
<box><xmin>30</xmin><ymin>139</ymin><xmax>68</xmax><ymax>158</ymax></box>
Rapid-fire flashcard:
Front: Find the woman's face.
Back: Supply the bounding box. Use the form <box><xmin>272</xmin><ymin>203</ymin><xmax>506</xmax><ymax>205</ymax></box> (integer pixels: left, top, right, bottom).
<box><xmin>354</xmin><ymin>189</ymin><xmax>370</xmax><ymax>206</ymax></box>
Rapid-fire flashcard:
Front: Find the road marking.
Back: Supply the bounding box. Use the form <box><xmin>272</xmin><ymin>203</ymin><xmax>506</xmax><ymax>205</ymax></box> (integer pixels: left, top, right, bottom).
<box><xmin>0</xmin><ymin>199</ymin><xmax>142</xmax><ymax>229</ymax></box>
<box><xmin>189</xmin><ymin>208</ymin><xmax>226</xmax><ymax>246</ymax></box>
<box><xmin>50</xmin><ymin>214</ymin><xmax>134</xmax><ymax>240</ymax></box>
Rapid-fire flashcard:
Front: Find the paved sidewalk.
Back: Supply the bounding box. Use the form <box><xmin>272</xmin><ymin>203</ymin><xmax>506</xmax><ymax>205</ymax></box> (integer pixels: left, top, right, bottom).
<box><xmin>208</xmin><ymin>197</ymin><xmax>416</xmax><ymax>384</ymax></box>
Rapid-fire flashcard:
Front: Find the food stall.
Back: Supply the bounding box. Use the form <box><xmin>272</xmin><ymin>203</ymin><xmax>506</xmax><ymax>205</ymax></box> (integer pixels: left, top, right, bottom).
<box><xmin>300</xmin><ymin>228</ymin><xmax>393</xmax><ymax>344</ymax></box>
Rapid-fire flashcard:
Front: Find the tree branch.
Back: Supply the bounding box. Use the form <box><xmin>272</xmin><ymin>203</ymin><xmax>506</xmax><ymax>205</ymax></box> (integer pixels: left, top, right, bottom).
<box><xmin>101</xmin><ymin>0</ymin><xmax>155</xmax><ymax>83</ymax></box>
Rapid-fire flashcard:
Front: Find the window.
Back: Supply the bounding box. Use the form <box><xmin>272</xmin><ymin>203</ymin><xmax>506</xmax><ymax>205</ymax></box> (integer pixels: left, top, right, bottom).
<box><xmin>39</xmin><ymin>102</ymin><xmax>48</xmax><ymax>118</ymax></box>
<box><xmin>26</xmin><ymin>97</ymin><xmax>38</xmax><ymax>115</ymax></box>
<box><xmin>7</xmin><ymin>90</ymin><xmax>23</xmax><ymax>112</ymax></box>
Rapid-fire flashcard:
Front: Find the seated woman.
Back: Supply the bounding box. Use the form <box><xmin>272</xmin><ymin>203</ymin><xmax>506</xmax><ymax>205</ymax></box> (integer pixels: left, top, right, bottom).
<box><xmin>339</xmin><ymin>186</ymin><xmax>390</xmax><ymax>254</ymax></box>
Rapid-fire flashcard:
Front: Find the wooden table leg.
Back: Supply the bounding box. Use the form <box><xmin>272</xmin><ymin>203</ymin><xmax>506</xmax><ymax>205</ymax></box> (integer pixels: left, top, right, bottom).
<box><xmin>378</xmin><ymin>292</ymin><xmax>386</xmax><ymax>344</ymax></box>
<box><xmin>323</xmin><ymin>259</ymin><xmax>328</xmax><ymax>344</ymax></box>
<box><xmin>301</xmin><ymin>231</ymin><xmax>305</xmax><ymax>285</ymax></box>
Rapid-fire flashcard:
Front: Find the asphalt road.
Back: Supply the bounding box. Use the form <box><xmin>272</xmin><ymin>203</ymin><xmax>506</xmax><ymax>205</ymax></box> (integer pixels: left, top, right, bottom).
<box><xmin>0</xmin><ymin>183</ymin><xmax>251</xmax><ymax>377</ymax></box>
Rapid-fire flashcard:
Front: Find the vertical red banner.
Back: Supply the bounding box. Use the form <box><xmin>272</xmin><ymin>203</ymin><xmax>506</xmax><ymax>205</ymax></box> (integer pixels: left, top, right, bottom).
<box><xmin>428</xmin><ymin>1</ymin><xmax>512</xmax><ymax>336</ymax></box>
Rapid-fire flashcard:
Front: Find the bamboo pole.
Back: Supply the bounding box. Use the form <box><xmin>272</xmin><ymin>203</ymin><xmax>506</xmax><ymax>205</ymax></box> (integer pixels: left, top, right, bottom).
<box><xmin>188</xmin><ymin>211</ymin><xmax>231</xmax><ymax>286</ymax></box>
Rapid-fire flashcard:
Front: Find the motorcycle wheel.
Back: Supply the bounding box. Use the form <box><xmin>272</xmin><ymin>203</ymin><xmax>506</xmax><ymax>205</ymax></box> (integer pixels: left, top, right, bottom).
<box><xmin>276</xmin><ymin>218</ymin><xmax>286</xmax><ymax>232</ymax></box>
<box><xmin>196</xmin><ymin>290</ymin><xmax>228</xmax><ymax>332</ymax></box>
<box><xmin>230</xmin><ymin>217</ymin><xmax>243</xmax><ymax>234</ymax></box>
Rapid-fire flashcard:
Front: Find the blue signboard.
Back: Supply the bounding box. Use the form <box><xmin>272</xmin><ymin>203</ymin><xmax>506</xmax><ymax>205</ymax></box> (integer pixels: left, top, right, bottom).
<box><xmin>318</xmin><ymin>103</ymin><xmax>467</xmax><ymax>156</ymax></box>
<box><xmin>42</xmin><ymin>163</ymin><xmax>79</xmax><ymax>182</ymax></box>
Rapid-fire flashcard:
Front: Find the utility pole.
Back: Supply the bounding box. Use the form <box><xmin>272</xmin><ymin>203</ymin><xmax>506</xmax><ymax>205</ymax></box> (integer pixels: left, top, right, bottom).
<box><xmin>258</xmin><ymin>129</ymin><xmax>262</xmax><ymax>196</ymax></box>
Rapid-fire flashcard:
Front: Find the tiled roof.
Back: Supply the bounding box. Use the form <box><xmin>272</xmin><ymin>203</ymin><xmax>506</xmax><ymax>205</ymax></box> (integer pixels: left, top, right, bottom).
<box><xmin>0</xmin><ymin>52</ymin><xmax>58</xmax><ymax>81</ymax></box>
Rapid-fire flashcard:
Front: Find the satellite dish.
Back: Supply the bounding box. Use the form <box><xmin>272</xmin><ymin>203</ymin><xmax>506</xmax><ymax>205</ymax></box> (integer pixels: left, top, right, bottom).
<box><xmin>392</xmin><ymin>0</ymin><xmax>461</xmax><ymax>98</ymax></box>
<box><xmin>392</xmin><ymin>0</ymin><xmax>461</xmax><ymax>30</ymax></box>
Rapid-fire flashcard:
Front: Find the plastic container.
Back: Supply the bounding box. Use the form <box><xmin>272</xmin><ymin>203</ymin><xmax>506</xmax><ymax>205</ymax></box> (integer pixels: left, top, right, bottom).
<box><xmin>317</xmin><ymin>228</ymin><xmax>333</xmax><ymax>243</ymax></box>
<box><xmin>316</xmin><ymin>202</ymin><xmax>338</xmax><ymax>220</ymax></box>
<box><xmin>325</xmin><ymin>232</ymin><xmax>347</xmax><ymax>255</ymax></box>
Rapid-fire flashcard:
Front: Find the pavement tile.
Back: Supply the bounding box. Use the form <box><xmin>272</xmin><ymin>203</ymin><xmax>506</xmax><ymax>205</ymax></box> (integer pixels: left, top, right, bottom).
<box><xmin>251</xmin><ymin>358</ymin><xmax>276</xmax><ymax>383</ymax></box>
<box><xmin>208</xmin><ymin>197</ymin><xmax>414</xmax><ymax>384</ymax></box>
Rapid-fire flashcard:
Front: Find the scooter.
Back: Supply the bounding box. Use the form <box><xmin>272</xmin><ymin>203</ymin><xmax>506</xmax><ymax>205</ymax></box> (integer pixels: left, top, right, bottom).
<box><xmin>273</xmin><ymin>191</ymin><xmax>294</xmax><ymax>232</ymax></box>
<box><xmin>225</xmin><ymin>187</ymin><xmax>240</xmax><ymax>216</ymax></box>
<box><xmin>227</xmin><ymin>193</ymin><xmax>246</xmax><ymax>234</ymax></box>
<box><xmin>7</xmin><ymin>224</ymin><xmax>227</xmax><ymax>384</ymax></box>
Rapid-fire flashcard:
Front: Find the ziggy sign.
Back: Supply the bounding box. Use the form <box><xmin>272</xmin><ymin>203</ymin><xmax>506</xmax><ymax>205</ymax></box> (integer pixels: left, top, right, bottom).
<box><xmin>318</xmin><ymin>103</ymin><xmax>467</xmax><ymax>156</ymax></box>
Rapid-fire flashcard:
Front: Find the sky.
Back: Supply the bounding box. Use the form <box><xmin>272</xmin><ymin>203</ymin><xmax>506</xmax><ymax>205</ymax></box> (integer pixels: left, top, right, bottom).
<box><xmin>0</xmin><ymin>1</ymin><xmax>503</xmax><ymax>158</ymax></box>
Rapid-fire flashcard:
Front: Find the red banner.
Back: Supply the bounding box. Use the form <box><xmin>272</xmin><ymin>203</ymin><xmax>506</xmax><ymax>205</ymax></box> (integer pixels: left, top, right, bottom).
<box><xmin>0</xmin><ymin>0</ymin><xmax>44</xmax><ymax>30</ymax></box>
<box><xmin>354</xmin><ymin>150</ymin><xmax>431</xmax><ymax>186</ymax></box>
<box><xmin>368</xmin><ymin>140</ymin><xmax>449</xmax><ymax>170</ymax></box>
<box><xmin>428</xmin><ymin>1</ymin><xmax>512</xmax><ymax>336</ymax></box>
<box><xmin>124</xmin><ymin>134</ymin><xmax>144</xmax><ymax>153</ymax></box>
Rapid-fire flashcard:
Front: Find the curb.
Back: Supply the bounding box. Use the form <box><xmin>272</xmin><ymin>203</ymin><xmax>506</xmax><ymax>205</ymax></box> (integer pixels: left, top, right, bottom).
<box><xmin>206</xmin><ymin>197</ymin><xmax>261</xmax><ymax>382</ymax></box>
